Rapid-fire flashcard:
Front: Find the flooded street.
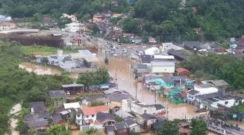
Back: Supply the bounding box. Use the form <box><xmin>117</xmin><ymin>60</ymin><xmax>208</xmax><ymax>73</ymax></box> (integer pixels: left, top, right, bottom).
<box><xmin>19</xmin><ymin>62</ymin><xmax>61</xmax><ymax>75</ymax></box>
<box><xmin>107</xmin><ymin>57</ymin><xmax>197</xmax><ymax>120</ymax></box>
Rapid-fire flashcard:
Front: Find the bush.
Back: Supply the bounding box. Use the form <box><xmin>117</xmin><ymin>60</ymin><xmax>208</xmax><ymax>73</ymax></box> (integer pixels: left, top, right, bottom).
<box><xmin>90</xmin><ymin>101</ymin><xmax>105</xmax><ymax>107</ymax></box>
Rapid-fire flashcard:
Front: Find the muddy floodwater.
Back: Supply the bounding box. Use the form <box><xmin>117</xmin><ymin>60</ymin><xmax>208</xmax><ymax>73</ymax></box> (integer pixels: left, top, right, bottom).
<box><xmin>107</xmin><ymin>57</ymin><xmax>197</xmax><ymax>120</ymax></box>
<box><xmin>19</xmin><ymin>62</ymin><xmax>61</xmax><ymax>75</ymax></box>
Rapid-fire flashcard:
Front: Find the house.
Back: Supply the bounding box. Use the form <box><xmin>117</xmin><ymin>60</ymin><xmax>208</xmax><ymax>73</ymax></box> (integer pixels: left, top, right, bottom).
<box><xmin>82</xmin><ymin>105</ymin><xmax>110</xmax><ymax>125</ymax></box>
<box><xmin>124</xmin><ymin>118</ymin><xmax>140</xmax><ymax>133</ymax></box>
<box><xmin>112</xmin><ymin>13</ymin><xmax>123</xmax><ymax>18</ymax></box>
<box><xmin>105</xmin><ymin>125</ymin><xmax>116</xmax><ymax>135</ymax></box>
<box><xmin>51</xmin><ymin>113</ymin><xmax>64</xmax><ymax>124</ymax></box>
<box><xmin>96</xmin><ymin>112</ymin><xmax>115</xmax><ymax>126</ymax></box>
<box><xmin>107</xmin><ymin>93</ymin><xmax>132</xmax><ymax>107</ymax></box>
<box><xmin>27</xmin><ymin>120</ymin><xmax>49</xmax><ymax>131</ymax></box>
<box><xmin>132</xmin><ymin>36</ymin><xmax>142</xmax><ymax>44</ymax></box>
<box><xmin>151</xmin><ymin>56</ymin><xmax>175</xmax><ymax>73</ymax></box>
<box><xmin>0</xmin><ymin>22</ymin><xmax>16</xmax><ymax>30</ymax></box>
<box><xmin>148</xmin><ymin>37</ymin><xmax>157</xmax><ymax>44</ymax></box>
<box><xmin>123</xmin><ymin>33</ymin><xmax>135</xmax><ymax>39</ymax></box>
<box><xmin>197</xmin><ymin>95</ymin><xmax>244</xmax><ymax>111</ymax></box>
<box><xmin>93</xmin><ymin>14</ymin><xmax>105</xmax><ymax>23</ymax></box>
<box><xmin>122</xmin><ymin>99</ymin><xmax>165</xmax><ymax>115</ymax></box>
<box><xmin>82</xmin><ymin>95</ymin><xmax>109</xmax><ymax>106</ymax></box>
<box><xmin>48</xmin><ymin>90</ymin><xmax>67</xmax><ymax>105</ymax></box>
<box><xmin>207</xmin><ymin>80</ymin><xmax>228</xmax><ymax>95</ymax></box>
<box><xmin>61</xmin><ymin>13</ymin><xmax>77</xmax><ymax>22</ymax></box>
<box><xmin>63</xmin><ymin>102</ymin><xmax>81</xmax><ymax>110</ymax></box>
<box><xmin>137</xmin><ymin>113</ymin><xmax>158</xmax><ymax>129</ymax></box>
<box><xmin>43</xmin><ymin>17</ymin><xmax>56</xmax><ymax>26</ymax></box>
<box><xmin>24</xmin><ymin>112</ymin><xmax>49</xmax><ymax>123</ymax></box>
<box><xmin>140</xmin><ymin>55</ymin><xmax>152</xmax><ymax>66</ymax></box>
<box><xmin>30</xmin><ymin>102</ymin><xmax>47</xmax><ymax>114</ymax></box>
<box><xmin>114</xmin><ymin>122</ymin><xmax>130</xmax><ymax>135</ymax></box>
<box><xmin>167</xmin><ymin>49</ymin><xmax>187</xmax><ymax>61</ymax></box>
<box><xmin>134</xmin><ymin>64</ymin><xmax>149</xmax><ymax>74</ymax></box>
<box><xmin>75</xmin><ymin>108</ymin><xmax>83</xmax><ymax>126</ymax></box>
<box><xmin>144</xmin><ymin>47</ymin><xmax>160</xmax><ymax>55</ymax></box>
<box><xmin>176</xmin><ymin>68</ymin><xmax>190</xmax><ymax>76</ymax></box>
<box><xmin>65</xmin><ymin>22</ymin><xmax>82</xmax><ymax>32</ymax></box>
<box><xmin>115</xmin><ymin>110</ymin><xmax>133</xmax><ymax>119</ymax></box>
<box><xmin>183</xmin><ymin>41</ymin><xmax>202</xmax><ymax>51</ymax></box>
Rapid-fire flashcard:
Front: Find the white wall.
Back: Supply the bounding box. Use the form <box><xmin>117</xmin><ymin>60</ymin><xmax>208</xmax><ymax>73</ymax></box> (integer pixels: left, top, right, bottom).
<box><xmin>76</xmin><ymin>114</ymin><xmax>83</xmax><ymax>126</ymax></box>
<box><xmin>211</xmin><ymin>99</ymin><xmax>236</xmax><ymax>108</ymax></box>
<box><xmin>84</xmin><ymin>114</ymin><xmax>97</xmax><ymax>124</ymax></box>
<box><xmin>151</xmin><ymin>66</ymin><xmax>175</xmax><ymax>73</ymax></box>
<box><xmin>129</xmin><ymin>124</ymin><xmax>140</xmax><ymax>133</ymax></box>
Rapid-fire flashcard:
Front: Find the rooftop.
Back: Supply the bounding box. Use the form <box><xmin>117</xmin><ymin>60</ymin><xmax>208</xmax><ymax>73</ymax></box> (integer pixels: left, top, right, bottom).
<box><xmin>62</xmin><ymin>83</ymin><xmax>84</xmax><ymax>88</ymax></box>
<box><xmin>63</xmin><ymin>102</ymin><xmax>80</xmax><ymax>109</ymax></box>
<box><xmin>82</xmin><ymin>105</ymin><xmax>109</xmax><ymax>115</ymax></box>
<box><xmin>48</xmin><ymin>90</ymin><xmax>66</xmax><ymax>99</ymax></box>
<box><xmin>114</xmin><ymin>122</ymin><xmax>127</xmax><ymax>130</ymax></box>
<box><xmin>30</xmin><ymin>102</ymin><xmax>47</xmax><ymax>114</ymax></box>
<box><xmin>27</xmin><ymin>119</ymin><xmax>49</xmax><ymax>128</ymax></box>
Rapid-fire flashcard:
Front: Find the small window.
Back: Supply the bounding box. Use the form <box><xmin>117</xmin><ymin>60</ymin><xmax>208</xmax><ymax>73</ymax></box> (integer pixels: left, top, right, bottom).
<box><xmin>225</xmin><ymin>101</ymin><xmax>228</xmax><ymax>105</ymax></box>
<box><xmin>77</xmin><ymin>115</ymin><xmax>80</xmax><ymax>117</ymax></box>
<box><xmin>92</xmin><ymin>114</ymin><xmax>94</xmax><ymax>117</ymax></box>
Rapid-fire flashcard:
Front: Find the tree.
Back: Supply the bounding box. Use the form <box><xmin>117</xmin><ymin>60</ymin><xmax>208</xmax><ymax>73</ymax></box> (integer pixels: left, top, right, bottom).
<box><xmin>48</xmin><ymin>125</ymin><xmax>71</xmax><ymax>135</ymax></box>
<box><xmin>157</xmin><ymin>121</ymin><xmax>179</xmax><ymax>135</ymax></box>
<box><xmin>41</xmin><ymin>57</ymin><xmax>49</xmax><ymax>65</ymax></box>
<box><xmin>115</xmin><ymin>115</ymin><xmax>123</xmax><ymax>122</ymax></box>
<box><xmin>190</xmin><ymin>119</ymin><xmax>207</xmax><ymax>135</ymax></box>
<box><xmin>90</xmin><ymin>101</ymin><xmax>105</xmax><ymax>106</ymax></box>
<box><xmin>79</xmin><ymin>128</ymin><xmax>100</xmax><ymax>135</ymax></box>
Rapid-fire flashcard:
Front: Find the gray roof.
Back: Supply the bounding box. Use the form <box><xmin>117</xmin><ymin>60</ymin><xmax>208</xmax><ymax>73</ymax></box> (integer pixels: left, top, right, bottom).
<box><xmin>153</xmin><ymin>104</ymin><xmax>165</xmax><ymax>110</ymax></box>
<box><xmin>141</xmin><ymin>55</ymin><xmax>152</xmax><ymax>63</ymax></box>
<box><xmin>84</xmin><ymin>95</ymin><xmax>108</xmax><ymax>102</ymax></box>
<box><xmin>114</xmin><ymin>122</ymin><xmax>127</xmax><ymax>130</ymax></box>
<box><xmin>107</xmin><ymin>93</ymin><xmax>132</xmax><ymax>102</ymax></box>
<box><xmin>76</xmin><ymin>108</ymin><xmax>83</xmax><ymax>115</ymax></box>
<box><xmin>140</xmin><ymin>113</ymin><xmax>156</xmax><ymax>120</ymax></box>
<box><xmin>51</xmin><ymin>113</ymin><xmax>63</xmax><ymax>124</ymax></box>
<box><xmin>183</xmin><ymin>41</ymin><xmax>202</xmax><ymax>47</ymax></box>
<box><xmin>48</xmin><ymin>90</ymin><xmax>66</xmax><ymax>99</ymax></box>
<box><xmin>30</xmin><ymin>102</ymin><xmax>47</xmax><ymax>113</ymax></box>
<box><xmin>115</xmin><ymin>110</ymin><xmax>133</xmax><ymax>119</ymax></box>
<box><xmin>136</xmin><ymin>64</ymin><xmax>148</xmax><ymax>70</ymax></box>
<box><xmin>167</xmin><ymin>49</ymin><xmax>186</xmax><ymax>60</ymax></box>
<box><xmin>96</xmin><ymin>112</ymin><xmax>115</xmax><ymax>123</ymax></box>
<box><xmin>208</xmin><ymin>80</ymin><xmax>228</xmax><ymax>87</ymax></box>
<box><xmin>124</xmin><ymin>118</ymin><xmax>136</xmax><ymax>126</ymax></box>
<box><xmin>24</xmin><ymin>112</ymin><xmax>49</xmax><ymax>121</ymax></box>
<box><xmin>28</xmin><ymin>120</ymin><xmax>49</xmax><ymax>128</ymax></box>
<box><xmin>105</xmin><ymin>125</ymin><xmax>115</xmax><ymax>132</ymax></box>
<box><xmin>196</xmin><ymin>92</ymin><xmax>223</xmax><ymax>100</ymax></box>
<box><xmin>188</xmin><ymin>90</ymin><xmax>199</xmax><ymax>95</ymax></box>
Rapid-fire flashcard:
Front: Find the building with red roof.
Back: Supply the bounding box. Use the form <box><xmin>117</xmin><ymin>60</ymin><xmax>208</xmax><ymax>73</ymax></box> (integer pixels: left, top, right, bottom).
<box><xmin>0</xmin><ymin>22</ymin><xmax>16</xmax><ymax>30</ymax></box>
<box><xmin>82</xmin><ymin>105</ymin><xmax>110</xmax><ymax>125</ymax></box>
<box><xmin>176</xmin><ymin>68</ymin><xmax>191</xmax><ymax>76</ymax></box>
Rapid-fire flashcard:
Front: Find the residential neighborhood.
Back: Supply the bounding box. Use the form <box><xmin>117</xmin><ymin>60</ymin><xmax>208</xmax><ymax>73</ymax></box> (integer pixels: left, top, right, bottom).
<box><xmin>1</xmin><ymin>0</ymin><xmax>244</xmax><ymax>135</ymax></box>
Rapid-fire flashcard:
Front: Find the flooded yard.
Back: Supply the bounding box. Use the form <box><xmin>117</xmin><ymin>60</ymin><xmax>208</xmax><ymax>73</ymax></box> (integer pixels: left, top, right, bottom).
<box><xmin>19</xmin><ymin>62</ymin><xmax>61</xmax><ymax>75</ymax></box>
<box><xmin>107</xmin><ymin>57</ymin><xmax>197</xmax><ymax>120</ymax></box>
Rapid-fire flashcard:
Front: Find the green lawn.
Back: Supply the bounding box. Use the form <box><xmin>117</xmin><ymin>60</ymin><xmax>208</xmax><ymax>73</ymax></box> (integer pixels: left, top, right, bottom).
<box><xmin>20</xmin><ymin>45</ymin><xmax>75</xmax><ymax>56</ymax></box>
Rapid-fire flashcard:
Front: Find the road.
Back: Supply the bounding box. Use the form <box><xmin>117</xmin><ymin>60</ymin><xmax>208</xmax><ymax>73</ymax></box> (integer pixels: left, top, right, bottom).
<box><xmin>9</xmin><ymin>104</ymin><xmax>21</xmax><ymax>135</ymax></box>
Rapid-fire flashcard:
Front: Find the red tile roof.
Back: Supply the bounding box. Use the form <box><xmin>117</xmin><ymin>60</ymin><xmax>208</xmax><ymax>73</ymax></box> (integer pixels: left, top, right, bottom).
<box><xmin>176</xmin><ymin>68</ymin><xmax>190</xmax><ymax>74</ymax></box>
<box><xmin>82</xmin><ymin>105</ymin><xmax>109</xmax><ymax>116</ymax></box>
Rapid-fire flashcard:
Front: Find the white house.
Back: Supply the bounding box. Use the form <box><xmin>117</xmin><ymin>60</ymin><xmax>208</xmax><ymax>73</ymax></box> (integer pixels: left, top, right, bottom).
<box><xmin>144</xmin><ymin>47</ymin><xmax>160</xmax><ymax>55</ymax></box>
<box><xmin>151</xmin><ymin>55</ymin><xmax>175</xmax><ymax>73</ymax></box>
<box><xmin>63</xmin><ymin>102</ymin><xmax>81</xmax><ymax>110</ymax></box>
<box><xmin>148</xmin><ymin>37</ymin><xmax>157</xmax><ymax>44</ymax></box>
<box><xmin>76</xmin><ymin>108</ymin><xmax>83</xmax><ymax>126</ymax></box>
<box><xmin>122</xmin><ymin>99</ymin><xmax>165</xmax><ymax>115</ymax></box>
<box><xmin>65</xmin><ymin>22</ymin><xmax>82</xmax><ymax>32</ymax></box>
<box><xmin>82</xmin><ymin>105</ymin><xmax>110</xmax><ymax>125</ymax></box>
<box><xmin>0</xmin><ymin>22</ymin><xmax>16</xmax><ymax>31</ymax></box>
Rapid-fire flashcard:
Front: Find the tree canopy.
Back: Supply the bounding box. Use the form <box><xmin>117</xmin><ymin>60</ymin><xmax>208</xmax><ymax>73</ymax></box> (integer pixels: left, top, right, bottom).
<box><xmin>122</xmin><ymin>0</ymin><xmax>244</xmax><ymax>41</ymax></box>
<box><xmin>190</xmin><ymin>119</ymin><xmax>207</xmax><ymax>135</ymax></box>
<box><xmin>0</xmin><ymin>42</ymin><xmax>73</xmax><ymax>134</ymax></box>
<box><xmin>157</xmin><ymin>121</ymin><xmax>179</xmax><ymax>135</ymax></box>
<box><xmin>179</xmin><ymin>54</ymin><xmax>244</xmax><ymax>91</ymax></box>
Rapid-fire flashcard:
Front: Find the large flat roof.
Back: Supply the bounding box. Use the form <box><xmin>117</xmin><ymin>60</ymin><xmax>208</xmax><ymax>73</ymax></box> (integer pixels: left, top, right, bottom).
<box><xmin>70</xmin><ymin>50</ymin><xmax>98</xmax><ymax>62</ymax></box>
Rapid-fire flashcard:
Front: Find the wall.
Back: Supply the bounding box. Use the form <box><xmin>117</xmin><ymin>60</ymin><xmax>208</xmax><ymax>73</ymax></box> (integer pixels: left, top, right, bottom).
<box><xmin>129</xmin><ymin>124</ymin><xmax>141</xmax><ymax>133</ymax></box>
<box><xmin>84</xmin><ymin>114</ymin><xmax>97</xmax><ymax>124</ymax></box>
<box><xmin>76</xmin><ymin>114</ymin><xmax>83</xmax><ymax>126</ymax></box>
<box><xmin>211</xmin><ymin>99</ymin><xmax>236</xmax><ymax>108</ymax></box>
<box><xmin>151</xmin><ymin>66</ymin><xmax>175</xmax><ymax>73</ymax></box>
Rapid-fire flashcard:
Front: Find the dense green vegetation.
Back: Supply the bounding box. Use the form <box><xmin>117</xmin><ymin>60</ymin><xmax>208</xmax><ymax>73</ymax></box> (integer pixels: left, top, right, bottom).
<box><xmin>0</xmin><ymin>42</ymin><xmax>73</xmax><ymax>134</ymax></box>
<box><xmin>122</xmin><ymin>0</ymin><xmax>244</xmax><ymax>41</ymax></box>
<box><xmin>77</xmin><ymin>68</ymin><xmax>109</xmax><ymax>90</ymax></box>
<box><xmin>180</xmin><ymin>54</ymin><xmax>244</xmax><ymax>91</ymax></box>
<box><xmin>191</xmin><ymin>119</ymin><xmax>207</xmax><ymax>135</ymax></box>
<box><xmin>2</xmin><ymin>0</ymin><xmax>130</xmax><ymax>20</ymax></box>
<box><xmin>20</xmin><ymin>45</ymin><xmax>75</xmax><ymax>56</ymax></box>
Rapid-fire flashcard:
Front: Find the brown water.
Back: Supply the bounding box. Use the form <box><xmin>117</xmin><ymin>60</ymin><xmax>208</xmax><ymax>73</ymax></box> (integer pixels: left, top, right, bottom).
<box><xmin>19</xmin><ymin>62</ymin><xmax>61</xmax><ymax>75</ymax></box>
<box><xmin>107</xmin><ymin>57</ymin><xmax>197</xmax><ymax>120</ymax></box>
